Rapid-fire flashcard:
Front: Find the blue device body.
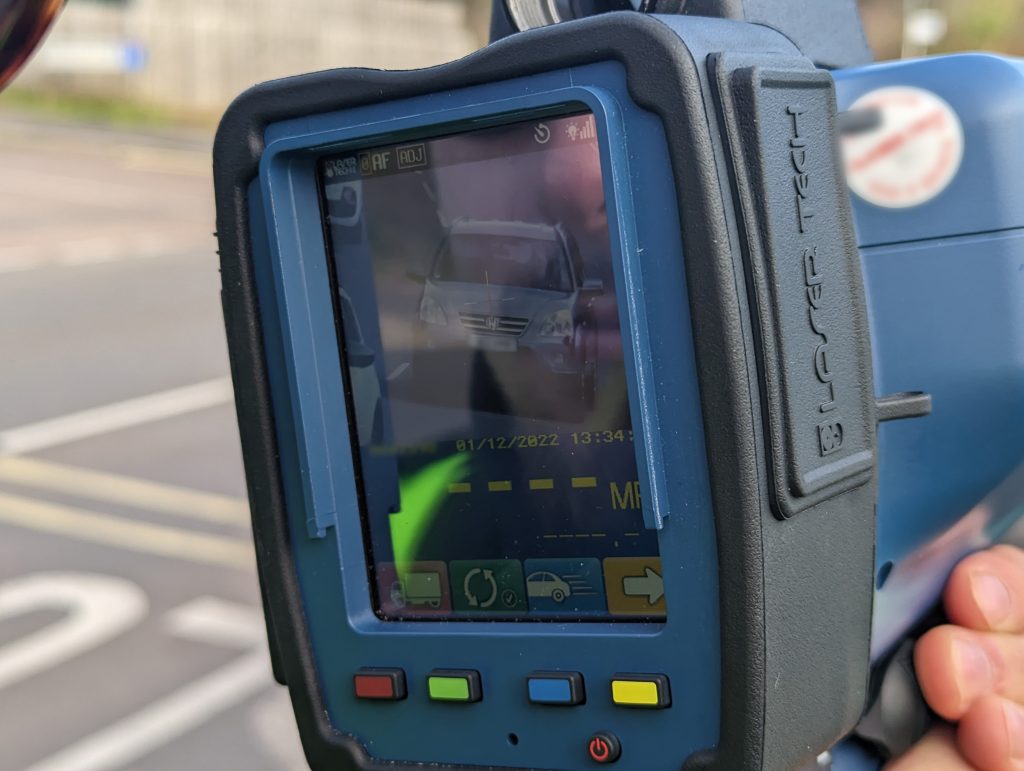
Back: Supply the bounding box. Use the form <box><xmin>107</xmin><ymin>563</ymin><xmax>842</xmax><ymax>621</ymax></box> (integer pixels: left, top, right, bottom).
<box><xmin>828</xmin><ymin>53</ymin><xmax>1024</xmax><ymax>771</ymax></box>
<box><xmin>835</xmin><ymin>54</ymin><xmax>1024</xmax><ymax>769</ymax></box>
<box><xmin>835</xmin><ymin>54</ymin><xmax>1024</xmax><ymax>661</ymax></box>
<box><xmin>225</xmin><ymin>15</ymin><xmax>1023</xmax><ymax>771</ymax></box>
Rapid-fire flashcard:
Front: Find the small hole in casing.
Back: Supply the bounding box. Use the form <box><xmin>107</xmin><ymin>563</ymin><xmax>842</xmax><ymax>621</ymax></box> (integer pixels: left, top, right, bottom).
<box><xmin>507</xmin><ymin>733</ymin><xmax>519</xmax><ymax>746</ymax></box>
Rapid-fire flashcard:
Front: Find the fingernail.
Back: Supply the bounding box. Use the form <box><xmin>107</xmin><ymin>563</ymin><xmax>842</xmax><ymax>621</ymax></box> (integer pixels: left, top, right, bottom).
<box><xmin>970</xmin><ymin>571</ymin><xmax>1013</xmax><ymax>627</ymax></box>
<box><xmin>1003</xmin><ymin>700</ymin><xmax>1024</xmax><ymax>759</ymax></box>
<box><xmin>952</xmin><ymin>637</ymin><xmax>993</xmax><ymax>703</ymax></box>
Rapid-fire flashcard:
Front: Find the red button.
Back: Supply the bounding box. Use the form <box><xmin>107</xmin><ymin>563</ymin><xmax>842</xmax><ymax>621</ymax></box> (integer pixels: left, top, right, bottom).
<box><xmin>587</xmin><ymin>731</ymin><xmax>621</xmax><ymax>764</ymax></box>
<box><xmin>353</xmin><ymin>668</ymin><xmax>406</xmax><ymax>700</ymax></box>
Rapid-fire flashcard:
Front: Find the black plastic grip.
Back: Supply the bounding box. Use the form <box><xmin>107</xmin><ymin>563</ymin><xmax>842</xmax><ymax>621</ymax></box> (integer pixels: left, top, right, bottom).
<box><xmin>712</xmin><ymin>55</ymin><xmax>877</xmax><ymax>519</ymax></box>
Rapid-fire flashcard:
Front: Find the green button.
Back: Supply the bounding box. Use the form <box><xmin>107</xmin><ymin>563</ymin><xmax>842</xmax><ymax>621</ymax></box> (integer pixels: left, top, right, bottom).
<box><xmin>428</xmin><ymin>677</ymin><xmax>469</xmax><ymax>700</ymax></box>
<box><xmin>427</xmin><ymin>670</ymin><xmax>481</xmax><ymax>702</ymax></box>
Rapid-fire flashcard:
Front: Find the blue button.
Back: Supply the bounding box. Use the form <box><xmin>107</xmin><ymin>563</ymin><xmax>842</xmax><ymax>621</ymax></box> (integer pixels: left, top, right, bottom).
<box><xmin>529</xmin><ymin>678</ymin><xmax>570</xmax><ymax>703</ymax></box>
<box><xmin>527</xmin><ymin>672</ymin><xmax>585</xmax><ymax>705</ymax></box>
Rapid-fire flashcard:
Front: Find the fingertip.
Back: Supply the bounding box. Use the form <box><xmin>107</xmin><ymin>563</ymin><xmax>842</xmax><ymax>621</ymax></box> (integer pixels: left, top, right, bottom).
<box><xmin>916</xmin><ymin>627</ymin><xmax>969</xmax><ymax>720</ymax></box>
<box><xmin>958</xmin><ymin>695</ymin><xmax>1024</xmax><ymax>771</ymax></box>
<box><xmin>945</xmin><ymin>548</ymin><xmax>1023</xmax><ymax>633</ymax></box>
<box><xmin>945</xmin><ymin>551</ymin><xmax>1004</xmax><ymax>630</ymax></box>
<box><xmin>991</xmin><ymin>544</ymin><xmax>1024</xmax><ymax>566</ymax></box>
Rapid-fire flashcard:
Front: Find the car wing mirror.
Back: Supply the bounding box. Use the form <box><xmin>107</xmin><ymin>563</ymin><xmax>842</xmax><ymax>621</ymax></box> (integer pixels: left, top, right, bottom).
<box><xmin>347</xmin><ymin>341</ymin><xmax>375</xmax><ymax>368</ymax></box>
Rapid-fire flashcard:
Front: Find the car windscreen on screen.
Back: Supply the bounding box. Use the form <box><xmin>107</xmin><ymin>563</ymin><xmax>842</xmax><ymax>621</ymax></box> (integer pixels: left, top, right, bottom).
<box><xmin>318</xmin><ymin>109</ymin><xmax>666</xmax><ymax>621</ymax></box>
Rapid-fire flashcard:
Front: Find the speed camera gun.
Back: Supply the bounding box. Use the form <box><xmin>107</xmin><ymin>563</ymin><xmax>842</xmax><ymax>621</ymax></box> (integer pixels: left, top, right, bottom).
<box><xmin>212</xmin><ymin>1</ymin><xmax>1024</xmax><ymax>768</ymax></box>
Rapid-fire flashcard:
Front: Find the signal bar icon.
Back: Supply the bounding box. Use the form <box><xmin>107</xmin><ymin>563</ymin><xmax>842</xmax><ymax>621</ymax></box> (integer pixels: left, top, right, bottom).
<box><xmin>565</xmin><ymin>117</ymin><xmax>596</xmax><ymax>142</ymax></box>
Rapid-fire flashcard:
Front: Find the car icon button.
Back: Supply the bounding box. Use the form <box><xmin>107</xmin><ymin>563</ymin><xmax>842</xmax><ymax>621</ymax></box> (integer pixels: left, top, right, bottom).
<box><xmin>523</xmin><ymin>558</ymin><xmax>606</xmax><ymax>615</ymax></box>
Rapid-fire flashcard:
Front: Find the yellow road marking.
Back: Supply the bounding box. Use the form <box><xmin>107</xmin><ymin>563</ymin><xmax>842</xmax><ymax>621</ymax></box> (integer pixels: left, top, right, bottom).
<box><xmin>571</xmin><ymin>476</ymin><xmax>597</xmax><ymax>489</ymax></box>
<box><xmin>447</xmin><ymin>482</ymin><xmax>471</xmax><ymax>494</ymax></box>
<box><xmin>528</xmin><ymin>478</ymin><xmax>554</xmax><ymax>491</ymax></box>
<box><xmin>624</xmin><ymin>532</ymin><xmax>641</xmax><ymax>537</ymax></box>
<box><xmin>0</xmin><ymin>492</ymin><xmax>254</xmax><ymax>570</ymax></box>
<box><xmin>488</xmin><ymin>481</ymin><xmax>512</xmax><ymax>492</ymax></box>
<box><xmin>0</xmin><ymin>456</ymin><xmax>249</xmax><ymax>526</ymax></box>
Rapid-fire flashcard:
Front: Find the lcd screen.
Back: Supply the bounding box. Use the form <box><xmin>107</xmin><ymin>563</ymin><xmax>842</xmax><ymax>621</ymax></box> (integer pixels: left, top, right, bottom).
<box><xmin>319</xmin><ymin>110</ymin><xmax>665</xmax><ymax>621</ymax></box>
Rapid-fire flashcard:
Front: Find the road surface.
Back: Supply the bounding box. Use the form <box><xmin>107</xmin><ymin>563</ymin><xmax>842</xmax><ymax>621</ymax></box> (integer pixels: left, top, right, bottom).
<box><xmin>0</xmin><ymin>113</ymin><xmax>306</xmax><ymax>771</ymax></box>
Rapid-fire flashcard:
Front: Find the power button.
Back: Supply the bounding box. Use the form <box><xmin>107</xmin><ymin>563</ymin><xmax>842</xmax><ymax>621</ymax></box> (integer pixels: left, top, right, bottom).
<box><xmin>587</xmin><ymin>731</ymin><xmax>621</xmax><ymax>764</ymax></box>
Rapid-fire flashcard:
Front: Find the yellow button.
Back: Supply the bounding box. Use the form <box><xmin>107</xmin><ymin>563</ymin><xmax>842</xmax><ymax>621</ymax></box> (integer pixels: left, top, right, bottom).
<box><xmin>611</xmin><ymin>674</ymin><xmax>670</xmax><ymax>708</ymax></box>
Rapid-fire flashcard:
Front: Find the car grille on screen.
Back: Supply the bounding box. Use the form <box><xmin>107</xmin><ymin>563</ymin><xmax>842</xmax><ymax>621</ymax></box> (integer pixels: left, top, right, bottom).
<box><xmin>458</xmin><ymin>313</ymin><xmax>529</xmax><ymax>336</ymax></box>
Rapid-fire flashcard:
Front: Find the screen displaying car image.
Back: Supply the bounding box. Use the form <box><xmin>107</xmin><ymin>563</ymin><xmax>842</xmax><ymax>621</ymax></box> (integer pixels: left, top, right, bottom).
<box><xmin>319</xmin><ymin>110</ymin><xmax>665</xmax><ymax>621</ymax></box>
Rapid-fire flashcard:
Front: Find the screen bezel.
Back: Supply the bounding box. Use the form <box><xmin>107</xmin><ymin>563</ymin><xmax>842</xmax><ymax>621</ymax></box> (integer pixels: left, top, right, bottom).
<box><xmin>314</xmin><ymin>104</ymin><xmax>665</xmax><ymax>623</ymax></box>
<box><xmin>251</xmin><ymin>77</ymin><xmax>708</xmax><ymax>645</ymax></box>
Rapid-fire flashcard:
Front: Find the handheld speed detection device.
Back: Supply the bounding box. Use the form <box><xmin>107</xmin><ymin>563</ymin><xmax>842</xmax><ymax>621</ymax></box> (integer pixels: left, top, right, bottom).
<box><xmin>213</xmin><ymin>1</ymin><xmax>1024</xmax><ymax>769</ymax></box>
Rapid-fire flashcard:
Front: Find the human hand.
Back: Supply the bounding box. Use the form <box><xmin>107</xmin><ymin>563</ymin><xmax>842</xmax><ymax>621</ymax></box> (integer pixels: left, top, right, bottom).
<box><xmin>888</xmin><ymin>545</ymin><xmax>1024</xmax><ymax>771</ymax></box>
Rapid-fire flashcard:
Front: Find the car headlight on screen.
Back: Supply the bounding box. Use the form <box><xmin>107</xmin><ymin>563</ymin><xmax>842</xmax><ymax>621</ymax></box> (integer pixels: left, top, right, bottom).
<box><xmin>537</xmin><ymin>308</ymin><xmax>573</xmax><ymax>339</ymax></box>
<box><xmin>418</xmin><ymin>296</ymin><xmax>448</xmax><ymax>326</ymax></box>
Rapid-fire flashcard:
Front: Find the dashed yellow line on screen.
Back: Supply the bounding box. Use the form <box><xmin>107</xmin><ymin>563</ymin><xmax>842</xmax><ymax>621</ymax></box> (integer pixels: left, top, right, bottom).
<box><xmin>447</xmin><ymin>477</ymin><xmax>614</xmax><ymax>494</ymax></box>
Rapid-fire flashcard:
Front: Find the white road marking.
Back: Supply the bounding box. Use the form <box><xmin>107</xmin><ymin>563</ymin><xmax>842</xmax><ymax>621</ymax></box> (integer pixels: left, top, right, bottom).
<box><xmin>0</xmin><ymin>237</ymin><xmax>213</xmax><ymax>274</ymax></box>
<box><xmin>0</xmin><ymin>378</ymin><xmax>233</xmax><ymax>456</ymax></box>
<box><xmin>0</xmin><ymin>167</ymin><xmax>187</xmax><ymax>211</ymax></box>
<box><xmin>0</xmin><ymin>456</ymin><xmax>249</xmax><ymax>525</ymax></box>
<box><xmin>163</xmin><ymin>596</ymin><xmax>265</xmax><ymax>649</ymax></box>
<box><xmin>52</xmin><ymin>238</ymin><xmax>120</xmax><ymax>266</ymax></box>
<box><xmin>248</xmin><ymin>691</ymin><xmax>308</xmax><ymax>771</ymax></box>
<box><xmin>117</xmin><ymin>145</ymin><xmax>211</xmax><ymax>177</ymax></box>
<box><xmin>0</xmin><ymin>573</ymin><xmax>147</xmax><ymax>691</ymax></box>
<box><xmin>0</xmin><ymin>493</ymin><xmax>253</xmax><ymax>570</ymax></box>
<box><xmin>0</xmin><ymin>252</ymin><xmax>46</xmax><ymax>274</ymax></box>
<box><xmin>24</xmin><ymin>650</ymin><xmax>271</xmax><ymax>771</ymax></box>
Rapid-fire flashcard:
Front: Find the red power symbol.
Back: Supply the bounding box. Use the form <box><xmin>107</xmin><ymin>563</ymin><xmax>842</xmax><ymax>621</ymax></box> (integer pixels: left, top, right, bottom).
<box><xmin>589</xmin><ymin>737</ymin><xmax>610</xmax><ymax>763</ymax></box>
<box><xmin>586</xmin><ymin>731</ymin><xmax>620</xmax><ymax>764</ymax></box>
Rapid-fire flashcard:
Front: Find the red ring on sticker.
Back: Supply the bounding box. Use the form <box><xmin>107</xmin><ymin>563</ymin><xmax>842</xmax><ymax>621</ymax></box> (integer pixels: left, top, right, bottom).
<box><xmin>842</xmin><ymin>86</ymin><xmax>964</xmax><ymax>209</ymax></box>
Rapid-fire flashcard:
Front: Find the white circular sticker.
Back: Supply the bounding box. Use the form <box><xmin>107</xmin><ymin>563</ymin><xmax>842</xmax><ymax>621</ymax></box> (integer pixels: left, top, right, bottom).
<box><xmin>842</xmin><ymin>86</ymin><xmax>964</xmax><ymax>208</ymax></box>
